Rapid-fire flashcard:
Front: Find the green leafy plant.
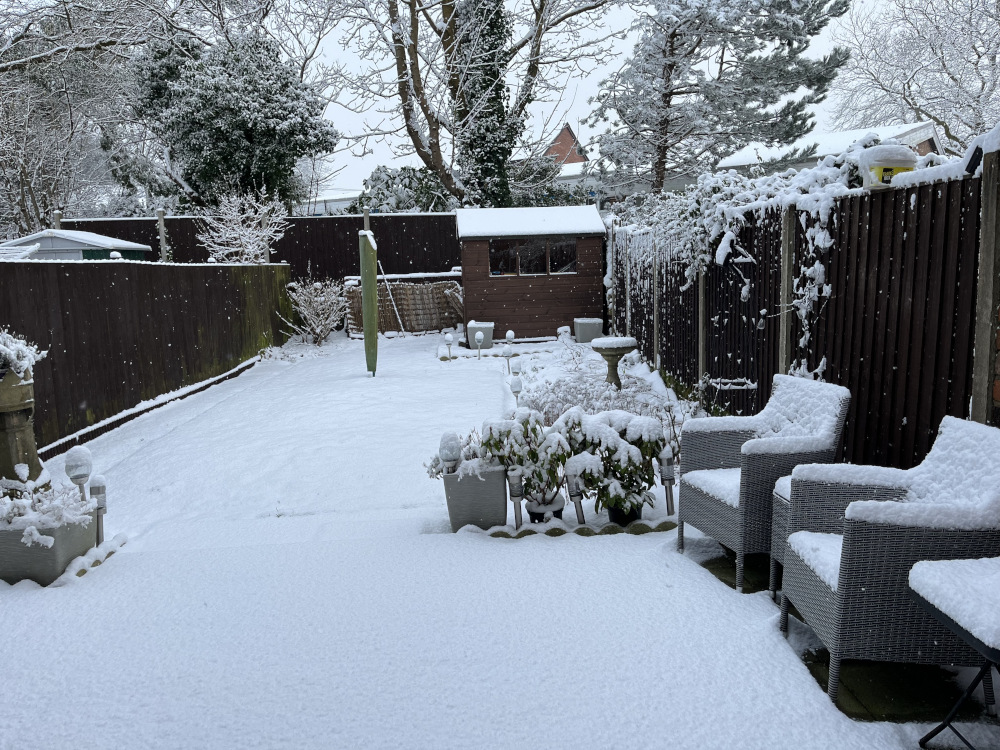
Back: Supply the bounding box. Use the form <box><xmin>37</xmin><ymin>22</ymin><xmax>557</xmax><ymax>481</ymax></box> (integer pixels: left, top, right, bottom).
<box><xmin>481</xmin><ymin>409</ymin><xmax>570</xmax><ymax>503</ymax></box>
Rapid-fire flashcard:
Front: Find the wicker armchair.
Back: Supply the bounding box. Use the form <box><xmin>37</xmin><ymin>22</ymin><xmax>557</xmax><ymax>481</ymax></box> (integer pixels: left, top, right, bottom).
<box><xmin>677</xmin><ymin>375</ymin><xmax>851</xmax><ymax>592</ymax></box>
<box><xmin>779</xmin><ymin>416</ymin><xmax>1000</xmax><ymax>704</ymax></box>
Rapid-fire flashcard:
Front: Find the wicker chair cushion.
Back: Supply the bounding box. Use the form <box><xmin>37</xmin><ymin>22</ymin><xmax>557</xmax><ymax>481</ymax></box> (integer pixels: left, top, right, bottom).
<box><xmin>683</xmin><ymin>468</ymin><xmax>742</xmax><ymax>508</ymax></box>
<box><xmin>905</xmin><ymin>417</ymin><xmax>1000</xmax><ymax>507</ymax></box>
<box><xmin>755</xmin><ymin>375</ymin><xmax>851</xmax><ymax>441</ymax></box>
<box><xmin>787</xmin><ymin>531</ymin><xmax>843</xmax><ymax>592</ymax></box>
<box><xmin>774</xmin><ymin>475</ymin><xmax>792</xmax><ymax>501</ymax></box>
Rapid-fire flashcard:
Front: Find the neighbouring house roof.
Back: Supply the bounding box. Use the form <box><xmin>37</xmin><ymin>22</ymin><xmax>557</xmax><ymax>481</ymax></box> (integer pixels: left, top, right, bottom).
<box><xmin>0</xmin><ymin>228</ymin><xmax>151</xmax><ymax>251</ymax></box>
<box><xmin>545</xmin><ymin>123</ymin><xmax>588</xmax><ymax>165</ymax></box>
<box><xmin>455</xmin><ymin>205</ymin><xmax>606</xmax><ymax>239</ymax></box>
<box><xmin>717</xmin><ymin>122</ymin><xmax>944</xmax><ymax>170</ymax></box>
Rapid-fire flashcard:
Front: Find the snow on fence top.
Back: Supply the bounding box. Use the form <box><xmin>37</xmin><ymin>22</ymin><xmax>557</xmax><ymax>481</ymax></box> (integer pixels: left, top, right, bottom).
<box><xmin>455</xmin><ymin>205</ymin><xmax>605</xmax><ymax>240</ymax></box>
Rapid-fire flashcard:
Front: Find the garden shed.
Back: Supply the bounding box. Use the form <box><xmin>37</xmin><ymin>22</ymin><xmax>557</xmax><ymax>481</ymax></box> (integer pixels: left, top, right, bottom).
<box><xmin>456</xmin><ymin>205</ymin><xmax>607</xmax><ymax>339</ymax></box>
<box><xmin>0</xmin><ymin>229</ymin><xmax>151</xmax><ymax>261</ymax></box>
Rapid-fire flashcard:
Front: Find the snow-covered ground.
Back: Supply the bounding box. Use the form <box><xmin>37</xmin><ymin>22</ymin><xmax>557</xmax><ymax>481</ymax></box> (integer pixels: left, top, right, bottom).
<box><xmin>1</xmin><ymin>335</ymin><xmax>994</xmax><ymax>749</ymax></box>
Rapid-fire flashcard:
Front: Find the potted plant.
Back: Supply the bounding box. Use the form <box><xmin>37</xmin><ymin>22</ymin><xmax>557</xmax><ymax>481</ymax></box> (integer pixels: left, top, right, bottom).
<box><xmin>1</xmin><ymin>456</ymin><xmax>97</xmax><ymax>586</ymax></box>
<box><xmin>428</xmin><ymin>430</ymin><xmax>507</xmax><ymax>532</ymax></box>
<box><xmin>482</xmin><ymin>409</ymin><xmax>570</xmax><ymax>523</ymax></box>
<box><xmin>555</xmin><ymin>408</ymin><xmax>666</xmax><ymax>527</ymax></box>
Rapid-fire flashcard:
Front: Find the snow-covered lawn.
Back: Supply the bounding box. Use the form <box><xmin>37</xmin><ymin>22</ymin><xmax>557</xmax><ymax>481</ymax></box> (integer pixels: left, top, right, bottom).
<box><xmin>0</xmin><ymin>335</ymin><xmax>993</xmax><ymax>749</ymax></box>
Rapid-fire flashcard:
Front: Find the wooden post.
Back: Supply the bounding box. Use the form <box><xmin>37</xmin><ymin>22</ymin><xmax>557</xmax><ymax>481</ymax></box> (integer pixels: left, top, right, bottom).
<box><xmin>155</xmin><ymin>208</ymin><xmax>168</xmax><ymax>262</ymax></box>
<box><xmin>971</xmin><ymin>150</ymin><xmax>1000</xmax><ymax>424</ymax></box>
<box><xmin>52</xmin><ymin>210</ymin><xmax>62</xmax><ymax>230</ymax></box>
<box><xmin>778</xmin><ymin>208</ymin><xmax>797</xmax><ymax>374</ymax></box>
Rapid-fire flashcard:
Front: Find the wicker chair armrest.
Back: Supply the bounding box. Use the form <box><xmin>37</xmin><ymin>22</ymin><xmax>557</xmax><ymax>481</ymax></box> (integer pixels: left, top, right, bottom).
<box><xmin>846</xmin><ymin>497</ymin><xmax>1000</xmax><ymax>531</ymax></box>
<box><xmin>681</xmin><ymin>415</ymin><xmax>762</xmax><ymax>435</ymax></box>
<box><xmin>742</xmin><ymin>436</ymin><xmax>833</xmax><ymax>455</ymax></box>
<box><xmin>740</xmin><ymin>448</ymin><xmax>836</xmax><ymax>515</ymax></box>
<box><xmin>786</xmin><ymin>477</ymin><xmax>908</xmax><ymax>536</ymax></box>
<box><xmin>791</xmin><ymin>463</ymin><xmax>910</xmax><ymax>488</ymax></box>
<box><xmin>679</xmin><ymin>429</ymin><xmax>757</xmax><ymax>473</ymax></box>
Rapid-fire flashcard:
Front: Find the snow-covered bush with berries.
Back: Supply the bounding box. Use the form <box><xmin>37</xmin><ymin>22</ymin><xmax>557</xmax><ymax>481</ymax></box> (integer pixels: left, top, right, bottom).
<box><xmin>0</xmin><ymin>328</ymin><xmax>46</xmax><ymax>380</ymax></box>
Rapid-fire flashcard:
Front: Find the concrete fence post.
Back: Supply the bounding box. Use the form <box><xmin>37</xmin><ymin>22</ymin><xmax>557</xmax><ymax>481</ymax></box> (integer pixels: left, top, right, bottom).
<box><xmin>971</xmin><ymin>149</ymin><xmax>1000</xmax><ymax>424</ymax></box>
<box><xmin>155</xmin><ymin>208</ymin><xmax>169</xmax><ymax>262</ymax></box>
<box><xmin>652</xmin><ymin>253</ymin><xmax>660</xmax><ymax>371</ymax></box>
<box><xmin>697</xmin><ymin>269</ymin><xmax>707</xmax><ymax>382</ymax></box>
<box><xmin>52</xmin><ymin>210</ymin><xmax>62</xmax><ymax>230</ymax></box>
<box><xmin>778</xmin><ymin>208</ymin><xmax>797</xmax><ymax>375</ymax></box>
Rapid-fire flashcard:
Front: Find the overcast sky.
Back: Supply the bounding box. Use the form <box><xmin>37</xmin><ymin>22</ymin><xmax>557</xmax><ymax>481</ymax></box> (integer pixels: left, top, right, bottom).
<box><xmin>319</xmin><ymin>4</ymin><xmax>843</xmax><ymax>196</ymax></box>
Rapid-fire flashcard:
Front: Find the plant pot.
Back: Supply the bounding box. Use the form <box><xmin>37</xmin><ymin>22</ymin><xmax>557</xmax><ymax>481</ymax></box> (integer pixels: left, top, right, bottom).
<box><xmin>607</xmin><ymin>504</ymin><xmax>642</xmax><ymax>527</ymax></box>
<box><xmin>525</xmin><ymin>492</ymin><xmax>566</xmax><ymax>523</ymax></box>
<box><xmin>0</xmin><ymin>512</ymin><xmax>96</xmax><ymax>586</ymax></box>
<box><xmin>0</xmin><ymin>368</ymin><xmax>43</xmax><ymax>484</ymax></box>
<box><xmin>442</xmin><ymin>463</ymin><xmax>507</xmax><ymax>532</ymax></box>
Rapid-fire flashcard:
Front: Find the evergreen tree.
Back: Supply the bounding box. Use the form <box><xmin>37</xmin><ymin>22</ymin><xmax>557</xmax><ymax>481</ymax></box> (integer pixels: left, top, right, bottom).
<box><xmin>589</xmin><ymin>0</ymin><xmax>850</xmax><ymax>190</ymax></box>
<box><xmin>135</xmin><ymin>33</ymin><xmax>339</xmax><ymax>206</ymax></box>
<box><xmin>452</xmin><ymin>0</ymin><xmax>517</xmax><ymax>207</ymax></box>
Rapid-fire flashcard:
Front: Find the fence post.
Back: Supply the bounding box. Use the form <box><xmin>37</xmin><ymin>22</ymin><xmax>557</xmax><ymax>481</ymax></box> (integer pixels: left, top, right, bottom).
<box><xmin>652</xmin><ymin>253</ymin><xmax>660</xmax><ymax>370</ymax></box>
<box><xmin>52</xmin><ymin>210</ymin><xmax>62</xmax><ymax>230</ymax></box>
<box><xmin>697</xmin><ymin>269</ymin><xmax>707</xmax><ymax>382</ymax></box>
<box><xmin>155</xmin><ymin>208</ymin><xmax>169</xmax><ymax>262</ymax></box>
<box><xmin>778</xmin><ymin>208</ymin><xmax>796</xmax><ymax>374</ymax></box>
<box><xmin>972</xmin><ymin>149</ymin><xmax>1000</xmax><ymax>424</ymax></box>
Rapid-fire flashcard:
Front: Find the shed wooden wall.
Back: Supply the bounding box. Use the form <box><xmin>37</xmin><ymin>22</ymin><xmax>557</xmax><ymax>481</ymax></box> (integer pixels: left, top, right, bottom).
<box><xmin>461</xmin><ymin>236</ymin><xmax>604</xmax><ymax>338</ymax></box>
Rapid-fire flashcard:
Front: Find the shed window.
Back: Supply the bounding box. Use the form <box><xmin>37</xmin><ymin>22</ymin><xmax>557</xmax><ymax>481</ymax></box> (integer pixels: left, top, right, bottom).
<box><xmin>488</xmin><ymin>238</ymin><xmax>577</xmax><ymax>276</ymax></box>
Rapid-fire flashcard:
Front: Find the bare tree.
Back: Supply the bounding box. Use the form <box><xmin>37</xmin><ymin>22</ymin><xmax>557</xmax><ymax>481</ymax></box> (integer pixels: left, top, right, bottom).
<box><xmin>333</xmin><ymin>0</ymin><xmax>621</xmax><ymax>202</ymax></box>
<box><xmin>832</xmin><ymin>0</ymin><xmax>1000</xmax><ymax>155</ymax></box>
<box><xmin>196</xmin><ymin>192</ymin><xmax>289</xmax><ymax>263</ymax></box>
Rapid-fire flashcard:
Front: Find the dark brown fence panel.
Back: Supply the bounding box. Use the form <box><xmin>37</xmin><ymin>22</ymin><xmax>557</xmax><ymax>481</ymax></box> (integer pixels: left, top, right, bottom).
<box><xmin>658</xmin><ymin>259</ymin><xmax>698</xmax><ymax>388</ymax></box>
<box><xmin>704</xmin><ymin>210</ymin><xmax>783</xmax><ymax>415</ymax></box>
<box><xmin>63</xmin><ymin>215</ymin><xmax>462</xmax><ymax>280</ymax></box>
<box><xmin>802</xmin><ymin>178</ymin><xmax>981</xmax><ymax>469</ymax></box>
<box><xmin>0</xmin><ymin>261</ymin><xmax>290</xmax><ymax>447</ymax></box>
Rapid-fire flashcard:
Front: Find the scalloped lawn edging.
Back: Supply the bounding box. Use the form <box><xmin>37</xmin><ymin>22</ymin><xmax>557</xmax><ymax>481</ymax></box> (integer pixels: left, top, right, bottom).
<box><xmin>484</xmin><ymin>519</ymin><xmax>676</xmax><ymax>539</ymax></box>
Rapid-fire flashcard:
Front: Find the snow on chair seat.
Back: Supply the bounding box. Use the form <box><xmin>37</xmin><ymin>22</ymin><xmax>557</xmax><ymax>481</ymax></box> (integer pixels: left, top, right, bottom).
<box><xmin>677</xmin><ymin>374</ymin><xmax>850</xmax><ymax>593</ymax></box>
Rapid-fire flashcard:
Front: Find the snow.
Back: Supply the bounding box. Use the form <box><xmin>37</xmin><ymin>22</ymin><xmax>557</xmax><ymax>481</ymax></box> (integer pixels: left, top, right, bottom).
<box><xmin>856</xmin><ymin>145</ymin><xmax>917</xmax><ymax>173</ymax></box>
<box><xmin>909</xmin><ymin>557</ymin><xmax>1000</xmax><ymax>650</ymax></box>
<box><xmin>684</xmin><ymin>468</ymin><xmax>742</xmax><ymax>508</ymax></box>
<box><xmin>717</xmin><ymin>123</ymin><xmax>938</xmax><ymax>169</ymax></box>
<box><xmin>787</xmin><ymin>531</ymin><xmax>843</xmax><ymax>591</ymax></box>
<box><xmin>359</xmin><ymin>228</ymin><xmax>378</xmax><ymax>252</ymax></box>
<box><xmin>455</xmin><ymin>205</ymin><xmax>606</xmax><ymax>239</ymax></box>
<box><xmin>590</xmin><ymin>336</ymin><xmax>638</xmax><ymax>349</ymax></box>
<box><xmin>774</xmin><ymin>475</ymin><xmax>792</xmax><ymax>500</ymax></box>
<box><xmin>0</xmin><ymin>229</ymin><xmax>151</xmax><ymax>251</ymax></box>
<box><xmin>0</xmin><ymin>334</ymin><xmax>976</xmax><ymax>748</ymax></box>
<box><xmin>791</xmin><ymin>463</ymin><xmax>909</xmax><ymax>487</ymax></box>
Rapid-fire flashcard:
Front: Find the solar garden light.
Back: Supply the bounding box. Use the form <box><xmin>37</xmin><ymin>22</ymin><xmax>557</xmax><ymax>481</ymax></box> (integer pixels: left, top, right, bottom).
<box><xmin>444</xmin><ymin>332</ymin><xmax>453</xmax><ymax>360</ymax></box>
<box><xmin>502</xmin><ymin>343</ymin><xmax>512</xmax><ymax>374</ymax></box>
<box><xmin>90</xmin><ymin>474</ymin><xmax>107</xmax><ymax>545</ymax></box>
<box><xmin>510</xmin><ymin>375</ymin><xmax>522</xmax><ymax>406</ymax></box>
<box><xmin>439</xmin><ymin>432</ymin><xmax>462</xmax><ymax>475</ymax></box>
<box><xmin>510</xmin><ymin>358</ymin><xmax>521</xmax><ymax>375</ymax></box>
<box><xmin>507</xmin><ymin>467</ymin><xmax>524</xmax><ymax>529</ymax></box>
<box><xmin>658</xmin><ymin>447</ymin><xmax>676</xmax><ymax>516</ymax></box>
<box><xmin>506</xmin><ymin>330</ymin><xmax>515</xmax><ymax>343</ymax></box>
<box><xmin>64</xmin><ymin>445</ymin><xmax>93</xmax><ymax>503</ymax></box>
<box><xmin>475</xmin><ymin>330</ymin><xmax>484</xmax><ymax>360</ymax></box>
<box><xmin>566</xmin><ymin>469</ymin><xmax>586</xmax><ymax>525</ymax></box>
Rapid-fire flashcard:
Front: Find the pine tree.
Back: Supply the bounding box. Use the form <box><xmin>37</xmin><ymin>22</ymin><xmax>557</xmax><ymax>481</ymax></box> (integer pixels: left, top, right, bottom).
<box><xmin>589</xmin><ymin>0</ymin><xmax>850</xmax><ymax>190</ymax></box>
<box><xmin>452</xmin><ymin>0</ymin><xmax>517</xmax><ymax>207</ymax></box>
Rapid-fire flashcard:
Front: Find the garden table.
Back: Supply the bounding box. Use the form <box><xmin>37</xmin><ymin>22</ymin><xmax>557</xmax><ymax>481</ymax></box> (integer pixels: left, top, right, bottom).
<box><xmin>908</xmin><ymin>557</ymin><xmax>1000</xmax><ymax>750</ymax></box>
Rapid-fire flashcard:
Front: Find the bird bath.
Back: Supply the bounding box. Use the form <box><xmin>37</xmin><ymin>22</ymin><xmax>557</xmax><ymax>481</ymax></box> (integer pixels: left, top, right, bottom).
<box><xmin>590</xmin><ymin>336</ymin><xmax>638</xmax><ymax>389</ymax></box>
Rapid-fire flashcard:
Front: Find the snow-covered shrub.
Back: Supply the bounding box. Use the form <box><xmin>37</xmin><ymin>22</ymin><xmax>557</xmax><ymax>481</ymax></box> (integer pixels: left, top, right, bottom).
<box><xmin>0</xmin><ymin>328</ymin><xmax>46</xmax><ymax>380</ymax></box>
<box><xmin>556</xmin><ymin>408</ymin><xmax>666</xmax><ymax>515</ymax></box>
<box><xmin>196</xmin><ymin>192</ymin><xmax>289</xmax><ymax>264</ymax></box>
<box><xmin>1</xmin><ymin>463</ymin><xmax>94</xmax><ymax>543</ymax></box>
<box><xmin>481</xmin><ymin>409</ymin><xmax>570</xmax><ymax>504</ymax></box>
<box><xmin>282</xmin><ymin>277</ymin><xmax>347</xmax><ymax>345</ymax></box>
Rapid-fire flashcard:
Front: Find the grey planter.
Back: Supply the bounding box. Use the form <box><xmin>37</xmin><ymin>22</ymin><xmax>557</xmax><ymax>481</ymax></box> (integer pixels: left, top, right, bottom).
<box><xmin>573</xmin><ymin>317</ymin><xmax>604</xmax><ymax>344</ymax></box>
<box><xmin>0</xmin><ymin>512</ymin><xmax>96</xmax><ymax>586</ymax></box>
<box><xmin>466</xmin><ymin>321</ymin><xmax>495</xmax><ymax>350</ymax></box>
<box><xmin>443</xmin><ymin>465</ymin><xmax>507</xmax><ymax>531</ymax></box>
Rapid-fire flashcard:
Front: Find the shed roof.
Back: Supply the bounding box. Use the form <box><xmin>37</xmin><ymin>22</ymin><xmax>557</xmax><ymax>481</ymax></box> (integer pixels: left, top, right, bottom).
<box><xmin>455</xmin><ymin>205</ymin><xmax>606</xmax><ymax>240</ymax></box>
<box><xmin>0</xmin><ymin>228</ymin><xmax>151</xmax><ymax>251</ymax></box>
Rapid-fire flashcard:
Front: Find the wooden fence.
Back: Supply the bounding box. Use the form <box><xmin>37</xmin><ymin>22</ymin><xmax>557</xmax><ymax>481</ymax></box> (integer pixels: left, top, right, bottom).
<box><xmin>0</xmin><ymin>261</ymin><xmax>290</xmax><ymax>447</ymax></box>
<box><xmin>613</xmin><ymin>154</ymin><xmax>1000</xmax><ymax>469</ymax></box>
<box><xmin>62</xmin><ymin>214</ymin><xmax>462</xmax><ymax>280</ymax></box>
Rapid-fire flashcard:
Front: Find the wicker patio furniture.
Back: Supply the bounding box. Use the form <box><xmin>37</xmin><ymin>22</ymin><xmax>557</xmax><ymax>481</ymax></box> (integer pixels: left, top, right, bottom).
<box><xmin>779</xmin><ymin>416</ymin><xmax>1000</xmax><ymax>704</ymax></box>
<box><xmin>677</xmin><ymin>374</ymin><xmax>851</xmax><ymax>592</ymax></box>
